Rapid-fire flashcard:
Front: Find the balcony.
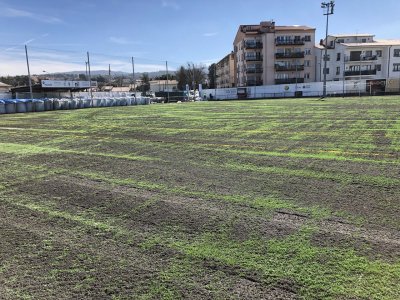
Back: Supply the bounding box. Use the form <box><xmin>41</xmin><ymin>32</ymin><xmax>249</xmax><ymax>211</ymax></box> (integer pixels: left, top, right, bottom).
<box><xmin>344</xmin><ymin>69</ymin><xmax>377</xmax><ymax>76</ymax></box>
<box><xmin>275</xmin><ymin>65</ymin><xmax>305</xmax><ymax>72</ymax></box>
<box><xmin>245</xmin><ymin>42</ymin><xmax>263</xmax><ymax>49</ymax></box>
<box><xmin>246</xmin><ymin>80</ymin><xmax>263</xmax><ymax>86</ymax></box>
<box><xmin>276</xmin><ymin>39</ymin><xmax>305</xmax><ymax>46</ymax></box>
<box><xmin>246</xmin><ymin>68</ymin><xmax>263</xmax><ymax>74</ymax></box>
<box><xmin>275</xmin><ymin>78</ymin><xmax>305</xmax><ymax>84</ymax></box>
<box><xmin>245</xmin><ymin>56</ymin><xmax>263</xmax><ymax>62</ymax></box>
<box><xmin>275</xmin><ymin>52</ymin><xmax>305</xmax><ymax>59</ymax></box>
<box><xmin>345</xmin><ymin>55</ymin><xmax>378</xmax><ymax>62</ymax></box>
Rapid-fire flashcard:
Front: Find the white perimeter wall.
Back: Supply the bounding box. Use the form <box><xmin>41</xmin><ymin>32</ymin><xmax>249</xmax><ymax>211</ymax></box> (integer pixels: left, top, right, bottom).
<box><xmin>202</xmin><ymin>80</ymin><xmax>366</xmax><ymax>100</ymax></box>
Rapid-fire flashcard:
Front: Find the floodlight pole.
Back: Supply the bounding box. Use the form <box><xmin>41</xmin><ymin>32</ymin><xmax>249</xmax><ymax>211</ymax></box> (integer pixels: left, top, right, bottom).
<box><xmin>321</xmin><ymin>1</ymin><xmax>335</xmax><ymax>98</ymax></box>
<box><xmin>25</xmin><ymin>45</ymin><xmax>33</xmax><ymax>100</ymax></box>
<box><xmin>166</xmin><ymin>61</ymin><xmax>170</xmax><ymax>103</ymax></box>
<box><xmin>87</xmin><ymin>51</ymin><xmax>93</xmax><ymax>101</ymax></box>
<box><xmin>131</xmin><ymin>57</ymin><xmax>135</xmax><ymax>93</ymax></box>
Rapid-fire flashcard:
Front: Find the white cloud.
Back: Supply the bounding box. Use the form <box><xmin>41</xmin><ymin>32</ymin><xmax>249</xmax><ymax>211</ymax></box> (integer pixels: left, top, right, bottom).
<box><xmin>203</xmin><ymin>32</ymin><xmax>218</xmax><ymax>37</ymax></box>
<box><xmin>0</xmin><ymin>7</ymin><xmax>62</xmax><ymax>24</ymax></box>
<box><xmin>109</xmin><ymin>37</ymin><xmax>142</xmax><ymax>45</ymax></box>
<box><xmin>161</xmin><ymin>0</ymin><xmax>181</xmax><ymax>10</ymax></box>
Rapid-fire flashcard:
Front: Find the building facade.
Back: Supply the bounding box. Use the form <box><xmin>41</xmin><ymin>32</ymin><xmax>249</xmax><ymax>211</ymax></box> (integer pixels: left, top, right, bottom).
<box><xmin>233</xmin><ymin>21</ymin><xmax>316</xmax><ymax>87</ymax></box>
<box><xmin>216</xmin><ymin>52</ymin><xmax>235</xmax><ymax>88</ymax></box>
<box><xmin>316</xmin><ymin>34</ymin><xmax>400</xmax><ymax>92</ymax></box>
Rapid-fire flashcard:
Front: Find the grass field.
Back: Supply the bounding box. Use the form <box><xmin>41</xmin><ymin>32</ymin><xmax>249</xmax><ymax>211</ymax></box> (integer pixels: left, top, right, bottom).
<box><xmin>0</xmin><ymin>96</ymin><xmax>399</xmax><ymax>299</ymax></box>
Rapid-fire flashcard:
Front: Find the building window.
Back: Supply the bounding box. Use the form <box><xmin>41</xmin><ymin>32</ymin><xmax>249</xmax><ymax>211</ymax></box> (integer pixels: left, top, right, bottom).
<box><xmin>393</xmin><ymin>63</ymin><xmax>400</xmax><ymax>72</ymax></box>
<box><xmin>304</xmin><ymin>60</ymin><xmax>311</xmax><ymax>67</ymax></box>
<box><xmin>304</xmin><ymin>35</ymin><xmax>311</xmax><ymax>42</ymax></box>
<box><xmin>376</xmin><ymin>50</ymin><xmax>382</xmax><ymax>57</ymax></box>
<box><xmin>337</xmin><ymin>39</ymin><xmax>344</xmax><ymax>43</ymax></box>
<box><xmin>324</xmin><ymin>54</ymin><xmax>330</xmax><ymax>61</ymax></box>
<box><xmin>394</xmin><ymin>49</ymin><xmax>400</xmax><ymax>57</ymax></box>
<box><xmin>336</xmin><ymin>66</ymin><xmax>340</xmax><ymax>75</ymax></box>
<box><xmin>305</xmin><ymin>48</ymin><xmax>311</xmax><ymax>55</ymax></box>
<box><xmin>336</xmin><ymin>53</ymin><xmax>341</xmax><ymax>61</ymax></box>
<box><xmin>304</xmin><ymin>73</ymin><xmax>310</xmax><ymax>79</ymax></box>
<box><xmin>362</xmin><ymin>39</ymin><xmax>367</xmax><ymax>43</ymax></box>
<box><xmin>323</xmin><ymin>68</ymin><xmax>330</xmax><ymax>75</ymax></box>
<box><xmin>376</xmin><ymin>64</ymin><xmax>381</xmax><ymax>72</ymax></box>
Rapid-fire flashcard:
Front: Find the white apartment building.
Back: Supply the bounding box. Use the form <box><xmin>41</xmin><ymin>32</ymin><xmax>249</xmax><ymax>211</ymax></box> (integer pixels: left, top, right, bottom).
<box><xmin>216</xmin><ymin>52</ymin><xmax>235</xmax><ymax>88</ymax></box>
<box><xmin>316</xmin><ymin>34</ymin><xmax>400</xmax><ymax>92</ymax></box>
<box><xmin>233</xmin><ymin>21</ymin><xmax>316</xmax><ymax>86</ymax></box>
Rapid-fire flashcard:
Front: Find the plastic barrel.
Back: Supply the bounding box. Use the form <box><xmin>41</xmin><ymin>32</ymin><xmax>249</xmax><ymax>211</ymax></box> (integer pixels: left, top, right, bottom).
<box><xmin>92</xmin><ymin>98</ymin><xmax>101</xmax><ymax>107</ymax></box>
<box><xmin>53</xmin><ymin>99</ymin><xmax>62</xmax><ymax>110</ymax></box>
<box><xmin>25</xmin><ymin>100</ymin><xmax>34</xmax><ymax>112</ymax></box>
<box><xmin>0</xmin><ymin>100</ymin><xmax>5</xmax><ymax>114</ymax></box>
<box><xmin>106</xmin><ymin>98</ymin><xmax>114</xmax><ymax>107</ymax></box>
<box><xmin>4</xmin><ymin>100</ymin><xmax>16</xmax><ymax>114</ymax></box>
<box><xmin>83</xmin><ymin>99</ymin><xmax>91</xmax><ymax>108</ymax></box>
<box><xmin>34</xmin><ymin>100</ymin><xmax>45</xmax><ymax>112</ymax></box>
<box><xmin>16</xmin><ymin>100</ymin><xmax>27</xmax><ymax>113</ymax></box>
<box><xmin>44</xmin><ymin>99</ymin><xmax>53</xmax><ymax>111</ymax></box>
<box><xmin>120</xmin><ymin>98</ymin><xmax>128</xmax><ymax>106</ymax></box>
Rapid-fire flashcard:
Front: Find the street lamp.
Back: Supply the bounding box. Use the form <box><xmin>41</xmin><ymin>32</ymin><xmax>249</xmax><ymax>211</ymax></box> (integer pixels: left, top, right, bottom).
<box><xmin>321</xmin><ymin>1</ymin><xmax>335</xmax><ymax>98</ymax></box>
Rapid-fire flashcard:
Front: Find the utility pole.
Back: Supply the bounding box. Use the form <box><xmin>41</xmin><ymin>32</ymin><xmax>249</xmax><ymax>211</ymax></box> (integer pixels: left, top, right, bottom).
<box><xmin>85</xmin><ymin>61</ymin><xmax>88</xmax><ymax>78</ymax></box>
<box><xmin>109</xmin><ymin>64</ymin><xmax>111</xmax><ymax>83</ymax></box>
<box><xmin>166</xmin><ymin>61</ymin><xmax>170</xmax><ymax>103</ymax></box>
<box><xmin>87</xmin><ymin>51</ymin><xmax>93</xmax><ymax>101</ymax></box>
<box><xmin>25</xmin><ymin>45</ymin><xmax>33</xmax><ymax>100</ymax></box>
<box><xmin>131</xmin><ymin>57</ymin><xmax>135</xmax><ymax>93</ymax></box>
<box><xmin>321</xmin><ymin>1</ymin><xmax>335</xmax><ymax>98</ymax></box>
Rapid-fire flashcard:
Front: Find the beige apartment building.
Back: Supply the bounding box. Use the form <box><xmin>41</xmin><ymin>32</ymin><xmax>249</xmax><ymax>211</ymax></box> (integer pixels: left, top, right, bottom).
<box><xmin>216</xmin><ymin>52</ymin><xmax>235</xmax><ymax>88</ymax></box>
<box><xmin>233</xmin><ymin>21</ymin><xmax>316</xmax><ymax>86</ymax></box>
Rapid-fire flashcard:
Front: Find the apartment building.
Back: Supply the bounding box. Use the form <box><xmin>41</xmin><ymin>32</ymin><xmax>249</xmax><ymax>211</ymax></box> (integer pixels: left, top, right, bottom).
<box><xmin>216</xmin><ymin>52</ymin><xmax>235</xmax><ymax>88</ymax></box>
<box><xmin>316</xmin><ymin>34</ymin><xmax>400</xmax><ymax>91</ymax></box>
<box><xmin>233</xmin><ymin>21</ymin><xmax>316</xmax><ymax>86</ymax></box>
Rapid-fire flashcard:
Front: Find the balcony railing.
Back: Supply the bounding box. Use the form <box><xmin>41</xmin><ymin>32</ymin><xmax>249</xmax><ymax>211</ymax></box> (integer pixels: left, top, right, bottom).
<box><xmin>275</xmin><ymin>78</ymin><xmax>305</xmax><ymax>84</ymax></box>
<box><xmin>245</xmin><ymin>42</ymin><xmax>263</xmax><ymax>49</ymax></box>
<box><xmin>246</xmin><ymin>68</ymin><xmax>263</xmax><ymax>74</ymax></box>
<box><xmin>275</xmin><ymin>65</ymin><xmax>305</xmax><ymax>71</ymax></box>
<box><xmin>345</xmin><ymin>55</ymin><xmax>378</xmax><ymax>62</ymax></box>
<box><xmin>245</xmin><ymin>56</ymin><xmax>263</xmax><ymax>61</ymax></box>
<box><xmin>276</xmin><ymin>39</ymin><xmax>305</xmax><ymax>46</ymax></box>
<box><xmin>275</xmin><ymin>52</ymin><xmax>305</xmax><ymax>59</ymax></box>
<box><xmin>344</xmin><ymin>69</ymin><xmax>377</xmax><ymax>76</ymax></box>
<box><xmin>246</xmin><ymin>80</ymin><xmax>263</xmax><ymax>86</ymax></box>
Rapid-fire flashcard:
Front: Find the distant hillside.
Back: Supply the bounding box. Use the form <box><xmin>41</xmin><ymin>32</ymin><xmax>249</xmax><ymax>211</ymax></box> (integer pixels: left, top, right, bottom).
<box><xmin>51</xmin><ymin>70</ymin><xmax>174</xmax><ymax>78</ymax></box>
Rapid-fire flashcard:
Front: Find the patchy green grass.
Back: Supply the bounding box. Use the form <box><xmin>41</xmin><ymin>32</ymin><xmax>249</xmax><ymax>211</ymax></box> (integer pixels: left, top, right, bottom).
<box><xmin>0</xmin><ymin>96</ymin><xmax>399</xmax><ymax>299</ymax></box>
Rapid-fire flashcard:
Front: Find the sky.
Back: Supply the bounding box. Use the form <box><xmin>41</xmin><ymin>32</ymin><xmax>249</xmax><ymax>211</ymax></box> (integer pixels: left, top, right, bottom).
<box><xmin>1</xmin><ymin>0</ymin><xmax>400</xmax><ymax>76</ymax></box>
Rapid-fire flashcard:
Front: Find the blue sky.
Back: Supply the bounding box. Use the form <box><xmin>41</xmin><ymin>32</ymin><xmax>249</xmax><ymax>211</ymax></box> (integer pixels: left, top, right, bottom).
<box><xmin>1</xmin><ymin>0</ymin><xmax>400</xmax><ymax>76</ymax></box>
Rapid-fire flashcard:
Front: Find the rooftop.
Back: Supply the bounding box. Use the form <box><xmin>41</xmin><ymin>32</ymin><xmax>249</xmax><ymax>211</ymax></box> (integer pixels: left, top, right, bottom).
<box><xmin>330</xmin><ymin>33</ymin><xmax>374</xmax><ymax>38</ymax></box>
<box><xmin>276</xmin><ymin>25</ymin><xmax>315</xmax><ymax>31</ymax></box>
<box><xmin>0</xmin><ymin>82</ymin><xmax>12</xmax><ymax>88</ymax></box>
<box><xmin>341</xmin><ymin>39</ymin><xmax>400</xmax><ymax>47</ymax></box>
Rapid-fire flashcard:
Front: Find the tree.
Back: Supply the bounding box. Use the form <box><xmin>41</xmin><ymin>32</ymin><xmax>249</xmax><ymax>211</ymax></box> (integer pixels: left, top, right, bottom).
<box><xmin>176</xmin><ymin>66</ymin><xmax>187</xmax><ymax>91</ymax></box>
<box><xmin>208</xmin><ymin>63</ymin><xmax>216</xmax><ymax>89</ymax></box>
<box><xmin>154</xmin><ymin>74</ymin><xmax>176</xmax><ymax>81</ymax></box>
<box><xmin>140</xmin><ymin>73</ymin><xmax>150</xmax><ymax>93</ymax></box>
<box><xmin>176</xmin><ymin>63</ymin><xmax>206</xmax><ymax>91</ymax></box>
<box><xmin>78</xmin><ymin>74</ymin><xmax>87</xmax><ymax>81</ymax></box>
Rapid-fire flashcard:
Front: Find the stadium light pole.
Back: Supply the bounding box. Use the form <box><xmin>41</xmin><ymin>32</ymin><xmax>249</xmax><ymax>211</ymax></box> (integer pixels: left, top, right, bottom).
<box><xmin>321</xmin><ymin>1</ymin><xmax>335</xmax><ymax>98</ymax></box>
<box><xmin>25</xmin><ymin>45</ymin><xmax>33</xmax><ymax>100</ymax></box>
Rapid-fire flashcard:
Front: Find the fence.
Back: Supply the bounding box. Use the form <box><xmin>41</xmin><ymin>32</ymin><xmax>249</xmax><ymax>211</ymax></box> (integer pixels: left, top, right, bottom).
<box><xmin>202</xmin><ymin>79</ymin><xmax>400</xmax><ymax>101</ymax></box>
